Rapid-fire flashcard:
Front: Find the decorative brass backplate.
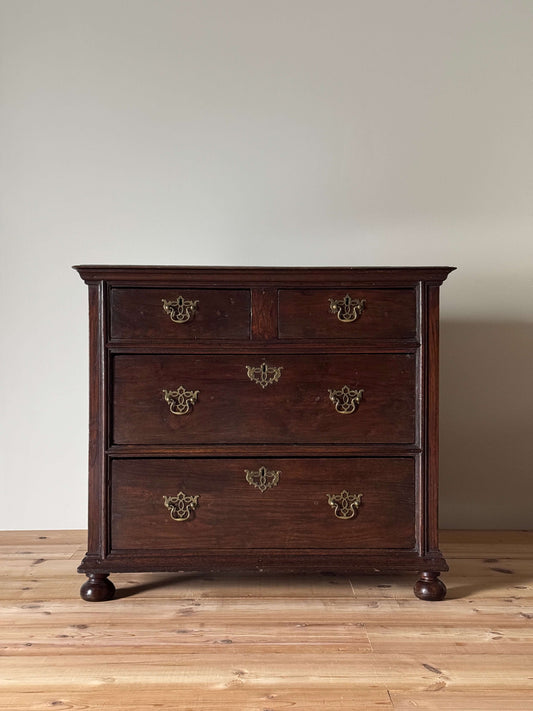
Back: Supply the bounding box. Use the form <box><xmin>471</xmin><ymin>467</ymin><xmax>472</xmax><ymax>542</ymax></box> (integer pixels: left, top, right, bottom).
<box><xmin>163</xmin><ymin>492</ymin><xmax>199</xmax><ymax>521</ymax></box>
<box><xmin>245</xmin><ymin>466</ymin><xmax>280</xmax><ymax>493</ymax></box>
<box><xmin>328</xmin><ymin>386</ymin><xmax>364</xmax><ymax>414</ymax></box>
<box><xmin>246</xmin><ymin>362</ymin><xmax>283</xmax><ymax>389</ymax></box>
<box><xmin>163</xmin><ymin>386</ymin><xmax>199</xmax><ymax>415</ymax></box>
<box><xmin>161</xmin><ymin>295</ymin><xmax>199</xmax><ymax>323</ymax></box>
<box><xmin>329</xmin><ymin>294</ymin><xmax>366</xmax><ymax>323</ymax></box>
<box><xmin>327</xmin><ymin>490</ymin><xmax>363</xmax><ymax>520</ymax></box>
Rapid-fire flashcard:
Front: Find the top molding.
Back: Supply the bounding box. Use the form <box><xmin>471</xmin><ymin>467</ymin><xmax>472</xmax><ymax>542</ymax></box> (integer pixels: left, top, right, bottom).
<box><xmin>73</xmin><ymin>265</ymin><xmax>456</xmax><ymax>287</ymax></box>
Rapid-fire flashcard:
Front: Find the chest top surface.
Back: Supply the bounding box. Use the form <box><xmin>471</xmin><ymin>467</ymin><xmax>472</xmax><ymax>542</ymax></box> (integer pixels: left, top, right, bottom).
<box><xmin>74</xmin><ymin>265</ymin><xmax>455</xmax><ymax>284</ymax></box>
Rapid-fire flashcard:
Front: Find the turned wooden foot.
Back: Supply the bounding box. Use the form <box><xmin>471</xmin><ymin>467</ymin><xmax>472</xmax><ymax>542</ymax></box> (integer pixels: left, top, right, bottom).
<box><xmin>80</xmin><ymin>573</ymin><xmax>116</xmax><ymax>602</ymax></box>
<box><xmin>414</xmin><ymin>572</ymin><xmax>447</xmax><ymax>601</ymax></box>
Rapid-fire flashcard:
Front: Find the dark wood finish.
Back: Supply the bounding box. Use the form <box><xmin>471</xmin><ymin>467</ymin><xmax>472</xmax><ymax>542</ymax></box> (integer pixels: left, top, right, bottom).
<box><xmin>110</xmin><ymin>457</ymin><xmax>415</xmax><ymax>551</ymax></box>
<box><xmin>74</xmin><ymin>265</ymin><xmax>455</xmax><ymax>285</ymax></box>
<box><xmin>87</xmin><ymin>282</ymin><xmax>107</xmax><ymax>560</ymax></box>
<box><xmin>251</xmin><ymin>288</ymin><xmax>277</xmax><ymax>340</ymax></box>
<box><xmin>87</xmin><ymin>549</ymin><xmax>447</xmax><ymax>575</ymax></box>
<box><xmin>109</xmin><ymin>340</ymin><xmax>419</xmax><ymax>355</ymax></box>
<box><xmin>278</xmin><ymin>288</ymin><xmax>416</xmax><ymax>340</ymax></box>
<box><xmin>110</xmin><ymin>288</ymin><xmax>250</xmax><ymax>341</ymax></box>
<box><xmin>80</xmin><ymin>573</ymin><xmax>116</xmax><ymax>602</ymax></box>
<box><xmin>112</xmin><ymin>353</ymin><xmax>416</xmax><ymax>445</ymax></box>
<box><xmin>414</xmin><ymin>571</ymin><xmax>447</xmax><ymax>601</ymax></box>
<box><xmin>426</xmin><ymin>284</ymin><xmax>442</xmax><ymax>555</ymax></box>
<box><xmin>74</xmin><ymin>265</ymin><xmax>454</xmax><ymax>600</ymax></box>
<box><xmin>108</xmin><ymin>443</ymin><xmax>421</xmax><ymax>457</ymax></box>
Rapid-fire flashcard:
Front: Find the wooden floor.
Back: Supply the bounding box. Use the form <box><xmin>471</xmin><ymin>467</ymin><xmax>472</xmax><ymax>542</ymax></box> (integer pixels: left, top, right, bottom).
<box><xmin>0</xmin><ymin>531</ymin><xmax>532</xmax><ymax>710</ymax></box>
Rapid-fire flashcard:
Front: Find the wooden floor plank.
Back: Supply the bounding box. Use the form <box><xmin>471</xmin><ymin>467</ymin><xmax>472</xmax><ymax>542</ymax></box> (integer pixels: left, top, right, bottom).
<box><xmin>366</xmin><ymin>623</ymin><xmax>533</xmax><ymax>655</ymax></box>
<box><xmin>390</xmin><ymin>691</ymin><xmax>533</xmax><ymax>710</ymax></box>
<box><xmin>0</xmin><ymin>530</ymin><xmax>85</xmax><ymax>546</ymax></box>
<box><xmin>2</xmin><ymin>652</ymin><xmax>533</xmax><ymax>691</ymax></box>
<box><xmin>0</xmin><ymin>687</ymin><xmax>394</xmax><ymax>710</ymax></box>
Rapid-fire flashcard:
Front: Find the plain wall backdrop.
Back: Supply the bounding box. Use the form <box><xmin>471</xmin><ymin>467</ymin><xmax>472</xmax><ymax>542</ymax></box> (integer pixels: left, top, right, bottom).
<box><xmin>1</xmin><ymin>0</ymin><xmax>532</xmax><ymax>530</ymax></box>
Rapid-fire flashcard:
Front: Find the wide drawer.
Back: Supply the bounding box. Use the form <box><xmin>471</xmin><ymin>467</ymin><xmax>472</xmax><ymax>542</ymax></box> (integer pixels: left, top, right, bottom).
<box><xmin>278</xmin><ymin>288</ymin><xmax>416</xmax><ymax>340</ymax></box>
<box><xmin>110</xmin><ymin>288</ymin><xmax>251</xmax><ymax>340</ymax></box>
<box><xmin>110</xmin><ymin>458</ymin><xmax>416</xmax><ymax>551</ymax></box>
<box><xmin>112</xmin><ymin>353</ymin><xmax>416</xmax><ymax>445</ymax></box>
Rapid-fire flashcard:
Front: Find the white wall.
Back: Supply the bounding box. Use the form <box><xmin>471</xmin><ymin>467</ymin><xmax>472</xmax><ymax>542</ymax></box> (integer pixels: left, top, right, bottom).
<box><xmin>1</xmin><ymin>0</ymin><xmax>532</xmax><ymax>530</ymax></box>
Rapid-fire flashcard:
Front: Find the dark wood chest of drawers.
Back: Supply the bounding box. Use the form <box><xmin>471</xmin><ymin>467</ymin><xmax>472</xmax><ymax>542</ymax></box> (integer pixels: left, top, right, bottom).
<box><xmin>74</xmin><ymin>266</ymin><xmax>454</xmax><ymax>601</ymax></box>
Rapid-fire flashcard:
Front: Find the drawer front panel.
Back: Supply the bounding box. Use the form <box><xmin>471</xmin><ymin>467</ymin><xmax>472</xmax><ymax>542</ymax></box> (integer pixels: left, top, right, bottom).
<box><xmin>110</xmin><ymin>458</ymin><xmax>415</xmax><ymax>551</ymax></box>
<box><xmin>110</xmin><ymin>288</ymin><xmax>251</xmax><ymax>340</ymax></box>
<box><xmin>278</xmin><ymin>289</ymin><xmax>416</xmax><ymax>340</ymax></box>
<box><xmin>112</xmin><ymin>353</ymin><xmax>416</xmax><ymax>445</ymax></box>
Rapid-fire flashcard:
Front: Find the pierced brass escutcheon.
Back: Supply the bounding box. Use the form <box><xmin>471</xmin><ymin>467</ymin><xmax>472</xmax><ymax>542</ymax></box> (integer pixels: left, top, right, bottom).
<box><xmin>328</xmin><ymin>386</ymin><xmax>364</xmax><ymax>414</ymax></box>
<box><xmin>245</xmin><ymin>466</ymin><xmax>280</xmax><ymax>493</ymax></box>
<box><xmin>327</xmin><ymin>490</ymin><xmax>363</xmax><ymax>520</ymax></box>
<box><xmin>163</xmin><ymin>386</ymin><xmax>199</xmax><ymax>415</ymax></box>
<box><xmin>246</xmin><ymin>362</ymin><xmax>283</xmax><ymax>389</ymax></box>
<box><xmin>163</xmin><ymin>492</ymin><xmax>199</xmax><ymax>521</ymax></box>
<box><xmin>329</xmin><ymin>294</ymin><xmax>366</xmax><ymax>323</ymax></box>
<box><xmin>161</xmin><ymin>295</ymin><xmax>199</xmax><ymax>323</ymax></box>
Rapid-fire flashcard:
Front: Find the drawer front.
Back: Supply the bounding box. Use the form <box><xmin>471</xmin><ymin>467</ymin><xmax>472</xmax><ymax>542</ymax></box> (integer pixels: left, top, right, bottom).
<box><xmin>278</xmin><ymin>289</ymin><xmax>416</xmax><ymax>340</ymax></box>
<box><xmin>110</xmin><ymin>458</ymin><xmax>415</xmax><ymax>551</ymax></box>
<box><xmin>112</xmin><ymin>353</ymin><xmax>416</xmax><ymax>445</ymax></box>
<box><xmin>110</xmin><ymin>288</ymin><xmax>251</xmax><ymax>340</ymax></box>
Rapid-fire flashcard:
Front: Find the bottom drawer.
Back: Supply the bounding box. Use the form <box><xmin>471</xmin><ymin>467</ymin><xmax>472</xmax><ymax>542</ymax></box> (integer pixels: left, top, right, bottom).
<box><xmin>110</xmin><ymin>458</ymin><xmax>415</xmax><ymax>552</ymax></box>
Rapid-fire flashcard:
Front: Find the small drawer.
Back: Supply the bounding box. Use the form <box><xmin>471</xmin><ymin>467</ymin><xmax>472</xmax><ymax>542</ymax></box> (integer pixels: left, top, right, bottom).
<box><xmin>110</xmin><ymin>288</ymin><xmax>251</xmax><ymax>340</ymax></box>
<box><xmin>278</xmin><ymin>289</ymin><xmax>416</xmax><ymax>340</ymax></box>
<box><xmin>112</xmin><ymin>353</ymin><xmax>416</xmax><ymax>445</ymax></box>
<box><xmin>110</xmin><ymin>458</ymin><xmax>415</xmax><ymax>552</ymax></box>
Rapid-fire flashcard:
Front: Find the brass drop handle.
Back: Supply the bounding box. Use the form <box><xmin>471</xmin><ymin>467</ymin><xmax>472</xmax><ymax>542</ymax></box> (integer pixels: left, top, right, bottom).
<box><xmin>328</xmin><ymin>386</ymin><xmax>364</xmax><ymax>414</ymax></box>
<box><xmin>163</xmin><ymin>492</ymin><xmax>199</xmax><ymax>521</ymax></box>
<box><xmin>163</xmin><ymin>387</ymin><xmax>199</xmax><ymax>415</ymax></box>
<box><xmin>329</xmin><ymin>294</ymin><xmax>365</xmax><ymax>322</ymax></box>
<box><xmin>246</xmin><ymin>362</ymin><xmax>283</xmax><ymax>389</ymax></box>
<box><xmin>162</xmin><ymin>295</ymin><xmax>199</xmax><ymax>323</ymax></box>
<box><xmin>327</xmin><ymin>490</ymin><xmax>363</xmax><ymax>520</ymax></box>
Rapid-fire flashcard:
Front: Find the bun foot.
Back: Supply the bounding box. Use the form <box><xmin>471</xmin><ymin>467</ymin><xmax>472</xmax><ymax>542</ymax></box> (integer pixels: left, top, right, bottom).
<box><xmin>414</xmin><ymin>572</ymin><xmax>447</xmax><ymax>601</ymax></box>
<box><xmin>80</xmin><ymin>574</ymin><xmax>116</xmax><ymax>602</ymax></box>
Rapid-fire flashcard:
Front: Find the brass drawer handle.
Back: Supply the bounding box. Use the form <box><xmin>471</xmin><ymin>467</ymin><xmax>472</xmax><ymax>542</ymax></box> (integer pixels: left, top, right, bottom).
<box><xmin>245</xmin><ymin>466</ymin><xmax>280</xmax><ymax>493</ymax></box>
<box><xmin>163</xmin><ymin>387</ymin><xmax>199</xmax><ymax>415</ymax></box>
<box><xmin>246</xmin><ymin>362</ymin><xmax>283</xmax><ymax>389</ymax></box>
<box><xmin>329</xmin><ymin>294</ymin><xmax>366</xmax><ymax>322</ymax></box>
<box><xmin>162</xmin><ymin>295</ymin><xmax>199</xmax><ymax>323</ymax></box>
<box><xmin>328</xmin><ymin>386</ymin><xmax>364</xmax><ymax>414</ymax></box>
<box><xmin>327</xmin><ymin>490</ymin><xmax>363</xmax><ymax>520</ymax></box>
<box><xmin>163</xmin><ymin>492</ymin><xmax>199</xmax><ymax>521</ymax></box>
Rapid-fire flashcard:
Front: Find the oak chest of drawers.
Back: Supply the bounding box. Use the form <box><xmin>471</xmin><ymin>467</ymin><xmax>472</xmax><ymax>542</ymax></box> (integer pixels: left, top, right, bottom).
<box><xmin>74</xmin><ymin>266</ymin><xmax>454</xmax><ymax>601</ymax></box>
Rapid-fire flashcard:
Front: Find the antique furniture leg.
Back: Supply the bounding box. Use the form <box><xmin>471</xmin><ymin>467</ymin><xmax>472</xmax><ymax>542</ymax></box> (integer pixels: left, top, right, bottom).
<box><xmin>80</xmin><ymin>573</ymin><xmax>116</xmax><ymax>602</ymax></box>
<box><xmin>414</xmin><ymin>571</ymin><xmax>447</xmax><ymax>601</ymax></box>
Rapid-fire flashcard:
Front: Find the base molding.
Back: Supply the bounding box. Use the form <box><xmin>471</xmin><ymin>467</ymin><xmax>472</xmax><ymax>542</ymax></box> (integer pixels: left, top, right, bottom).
<box><xmin>78</xmin><ymin>550</ymin><xmax>448</xmax><ymax>601</ymax></box>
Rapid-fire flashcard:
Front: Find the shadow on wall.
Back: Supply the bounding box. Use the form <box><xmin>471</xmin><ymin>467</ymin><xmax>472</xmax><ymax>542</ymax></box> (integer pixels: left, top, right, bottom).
<box><xmin>439</xmin><ymin>321</ymin><xmax>533</xmax><ymax>530</ymax></box>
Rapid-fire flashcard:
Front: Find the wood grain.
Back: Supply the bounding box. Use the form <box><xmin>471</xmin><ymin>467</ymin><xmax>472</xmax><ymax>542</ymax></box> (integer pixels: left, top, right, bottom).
<box><xmin>112</xmin><ymin>353</ymin><xmax>416</xmax><ymax>445</ymax></box>
<box><xmin>110</xmin><ymin>287</ymin><xmax>251</xmax><ymax>341</ymax></box>
<box><xmin>278</xmin><ymin>287</ymin><xmax>417</xmax><ymax>340</ymax></box>
<box><xmin>110</xmin><ymin>457</ymin><xmax>415</xmax><ymax>551</ymax></box>
<box><xmin>1</xmin><ymin>530</ymin><xmax>532</xmax><ymax>710</ymax></box>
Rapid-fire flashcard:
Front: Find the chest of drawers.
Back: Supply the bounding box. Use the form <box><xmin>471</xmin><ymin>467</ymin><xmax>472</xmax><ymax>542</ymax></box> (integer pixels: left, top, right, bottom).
<box><xmin>74</xmin><ymin>266</ymin><xmax>454</xmax><ymax>601</ymax></box>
